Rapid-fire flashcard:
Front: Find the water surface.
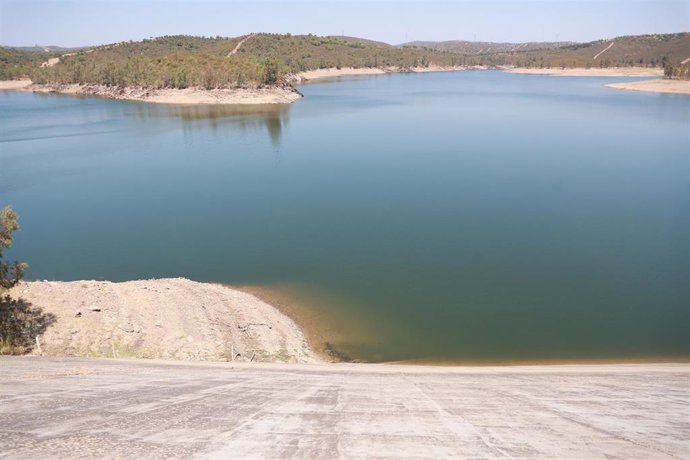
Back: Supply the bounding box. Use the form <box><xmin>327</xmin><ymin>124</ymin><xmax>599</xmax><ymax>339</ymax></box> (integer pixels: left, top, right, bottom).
<box><xmin>2</xmin><ymin>71</ymin><xmax>689</xmax><ymax>362</ymax></box>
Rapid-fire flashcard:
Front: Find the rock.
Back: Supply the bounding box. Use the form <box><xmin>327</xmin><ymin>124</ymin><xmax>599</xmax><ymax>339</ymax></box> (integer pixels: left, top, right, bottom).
<box><xmin>88</xmin><ymin>305</ymin><xmax>101</xmax><ymax>312</ymax></box>
<box><xmin>75</xmin><ymin>311</ymin><xmax>82</xmax><ymax>318</ymax></box>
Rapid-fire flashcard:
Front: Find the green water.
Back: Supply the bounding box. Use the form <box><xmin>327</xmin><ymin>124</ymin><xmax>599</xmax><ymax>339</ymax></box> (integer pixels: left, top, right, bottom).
<box><xmin>1</xmin><ymin>71</ymin><xmax>689</xmax><ymax>362</ymax></box>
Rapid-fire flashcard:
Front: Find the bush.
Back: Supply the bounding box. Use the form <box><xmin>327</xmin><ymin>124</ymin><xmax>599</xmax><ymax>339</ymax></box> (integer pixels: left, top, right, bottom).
<box><xmin>0</xmin><ymin>207</ymin><xmax>55</xmax><ymax>354</ymax></box>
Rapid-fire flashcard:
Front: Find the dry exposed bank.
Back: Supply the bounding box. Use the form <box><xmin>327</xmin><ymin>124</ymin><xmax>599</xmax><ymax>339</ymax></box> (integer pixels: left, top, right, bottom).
<box><xmin>25</xmin><ymin>83</ymin><xmax>302</xmax><ymax>104</ymax></box>
<box><xmin>292</xmin><ymin>65</ymin><xmax>478</xmax><ymax>83</ymax></box>
<box><xmin>605</xmin><ymin>78</ymin><xmax>690</xmax><ymax>95</ymax></box>
<box><xmin>504</xmin><ymin>66</ymin><xmax>663</xmax><ymax>77</ymax></box>
<box><xmin>0</xmin><ymin>79</ymin><xmax>32</xmax><ymax>90</ymax></box>
<box><xmin>1</xmin><ymin>66</ymin><xmax>471</xmax><ymax>104</ymax></box>
<box><xmin>10</xmin><ymin>278</ymin><xmax>319</xmax><ymax>363</ymax></box>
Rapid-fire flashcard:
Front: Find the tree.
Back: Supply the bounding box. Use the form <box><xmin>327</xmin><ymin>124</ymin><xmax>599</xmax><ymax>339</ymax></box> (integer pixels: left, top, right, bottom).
<box><xmin>262</xmin><ymin>57</ymin><xmax>280</xmax><ymax>86</ymax></box>
<box><xmin>0</xmin><ymin>206</ymin><xmax>26</xmax><ymax>293</ymax></box>
<box><xmin>0</xmin><ymin>207</ymin><xmax>54</xmax><ymax>355</ymax></box>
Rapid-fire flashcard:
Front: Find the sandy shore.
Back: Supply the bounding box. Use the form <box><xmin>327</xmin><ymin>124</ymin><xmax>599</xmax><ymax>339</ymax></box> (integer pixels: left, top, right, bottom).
<box><xmin>10</xmin><ymin>278</ymin><xmax>319</xmax><ymax>363</ymax></box>
<box><xmin>27</xmin><ymin>83</ymin><xmax>302</xmax><ymax>104</ymax></box>
<box><xmin>293</xmin><ymin>67</ymin><xmax>387</xmax><ymax>82</ymax></box>
<box><xmin>2</xmin><ymin>357</ymin><xmax>688</xmax><ymax>458</ymax></box>
<box><xmin>293</xmin><ymin>65</ymin><xmax>473</xmax><ymax>82</ymax></box>
<box><xmin>505</xmin><ymin>66</ymin><xmax>663</xmax><ymax>77</ymax></box>
<box><xmin>0</xmin><ymin>79</ymin><xmax>32</xmax><ymax>90</ymax></box>
<box><xmin>0</xmin><ymin>81</ymin><xmax>301</xmax><ymax>104</ymax></box>
<box><xmin>605</xmin><ymin>78</ymin><xmax>690</xmax><ymax>95</ymax></box>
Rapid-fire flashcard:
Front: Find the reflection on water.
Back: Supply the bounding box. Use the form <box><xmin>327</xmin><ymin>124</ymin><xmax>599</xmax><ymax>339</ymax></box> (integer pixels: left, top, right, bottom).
<box><xmin>127</xmin><ymin>103</ymin><xmax>290</xmax><ymax>148</ymax></box>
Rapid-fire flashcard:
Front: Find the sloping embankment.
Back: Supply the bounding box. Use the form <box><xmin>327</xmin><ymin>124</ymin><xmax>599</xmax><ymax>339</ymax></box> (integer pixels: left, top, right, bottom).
<box><xmin>10</xmin><ymin>278</ymin><xmax>319</xmax><ymax>363</ymax></box>
<box><xmin>2</xmin><ymin>357</ymin><xmax>688</xmax><ymax>458</ymax></box>
<box><xmin>25</xmin><ymin>83</ymin><xmax>302</xmax><ymax>104</ymax></box>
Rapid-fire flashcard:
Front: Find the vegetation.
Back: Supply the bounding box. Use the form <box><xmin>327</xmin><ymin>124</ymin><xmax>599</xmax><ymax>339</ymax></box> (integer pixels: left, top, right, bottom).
<box><xmin>0</xmin><ymin>47</ymin><xmax>56</xmax><ymax>80</ymax></box>
<box><xmin>664</xmin><ymin>63</ymin><xmax>690</xmax><ymax>80</ymax></box>
<box><xmin>0</xmin><ymin>206</ymin><xmax>55</xmax><ymax>355</ymax></box>
<box><xmin>2</xmin><ymin>32</ymin><xmax>688</xmax><ymax>88</ymax></box>
<box><xmin>2</xmin><ymin>34</ymin><xmax>460</xmax><ymax>90</ymax></box>
<box><xmin>400</xmin><ymin>32</ymin><xmax>690</xmax><ymax>69</ymax></box>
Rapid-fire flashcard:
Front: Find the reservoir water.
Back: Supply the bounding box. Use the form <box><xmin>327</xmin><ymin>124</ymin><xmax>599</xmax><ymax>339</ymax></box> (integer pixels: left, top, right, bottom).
<box><xmin>1</xmin><ymin>71</ymin><xmax>689</xmax><ymax>362</ymax></box>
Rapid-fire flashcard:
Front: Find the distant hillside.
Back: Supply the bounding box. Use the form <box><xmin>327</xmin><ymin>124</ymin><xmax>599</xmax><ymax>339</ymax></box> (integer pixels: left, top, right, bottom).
<box><xmin>2</xmin><ymin>32</ymin><xmax>688</xmax><ymax>88</ymax></box>
<box><xmin>0</xmin><ymin>47</ymin><xmax>59</xmax><ymax>79</ymax></box>
<box><xmin>328</xmin><ymin>36</ymin><xmax>394</xmax><ymax>49</ymax></box>
<box><xmin>14</xmin><ymin>45</ymin><xmax>83</xmax><ymax>53</ymax></box>
<box><xmin>237</xmin><ymin>33</ymin><xmax>459</xmax><ymax>72</ymax></box>
<box><xmin>399</xmin><ymin>40</ymin><xmax>568</xmax><ymax>54</ymax></box>
<box><xmin>406</xmin><ymin>33</ymin><xmax>690</xmax><ymax>68</ymax></box>
<box><xmin>6</xmin><ymin>33</ymin><xmax>461</xmax><ymax>89</ymax></box>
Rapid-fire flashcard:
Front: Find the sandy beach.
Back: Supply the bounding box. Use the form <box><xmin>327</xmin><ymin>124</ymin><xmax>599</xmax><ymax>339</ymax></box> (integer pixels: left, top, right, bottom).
<box><xmin>605</xmin><ymin>78</ymin><xmax>690</xmax><ymax>95</ymax></box>
<box><xmin>504</xmin><ymin>66</ymin><xmax>664</xmax><ymax>77</ymax></box>
<box><xmin>11</xmin><ymin>278</ymin><xmax>319</xmax><ymax>363</ymax></box>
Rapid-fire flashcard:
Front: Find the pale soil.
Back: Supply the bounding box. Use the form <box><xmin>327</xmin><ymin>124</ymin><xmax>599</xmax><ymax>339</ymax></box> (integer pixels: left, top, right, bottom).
<box><xmin>592</xmin><ymin>40</ymin><xmax>615</xmax><ymax>61</ymax></box>
<box><xmin>605</xmin><ymin>79</ymin><xmax>690</xmax><ymax>95</ymax></box>
<box><xmin>227</xmin><ymin>33</ymin><xmax>254</xmax><ymax>57</ymax></box>
<box><xmin>408</xmin><ymin>64</ymin><xmax>486</xmax><ymax>73</ymax></box>
<box><xmin>27</xmin><ymin>83</ymin><xmax>302</xmax><ymax>104</ymax></box>
<box><xmin>293</xmin><ymin>67</ymin><xmax>387</xmax><ymax>82</ymax></box>
<box><xmin>292</xmin><ymin>65</ymin><xmax>476</xmax><ymax>83</ymax></box>
<box><xmin>40</xmin><ymin>57</ymin><xmax>60</xmax><ymax>68</ymax></box>
<box><xmin>504</xmin><ymin>66</ymin><xmax>663</xmax><ymax>77</ymax></box>
<box><xmin>0</xmin><ymin>79</ymin><xmax>32</xmax><ymax>90</ymax></box>
<box><xmin>10</xmin><ymin>278</ymin><xmax>319</xmax><ymax>363</ymax></box>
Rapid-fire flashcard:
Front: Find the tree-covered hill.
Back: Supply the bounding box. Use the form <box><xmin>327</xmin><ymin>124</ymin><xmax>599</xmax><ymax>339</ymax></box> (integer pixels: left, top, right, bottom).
<box><xmin>400</xmin><ymin>40</ymin><xmax>568</xmax><ymax>54</ymax></box>
<box><xmin>404</xmin><ymin>33</ymin><xmax>690</xmax><ymax>68</ymax></box>
<box><xmin>3</xmin><ymin>33</ymin><xmax>460</xmax><ymax>90</ymax></box>
<box><xmin>2</xmin><ymin>32</ymin><xmax>688</xmax><ymax>88</ymax></box>
<box><xmin>0</xmin><ymin>47</ymin><xmax>58</xmax><ymax>80</ymax></box>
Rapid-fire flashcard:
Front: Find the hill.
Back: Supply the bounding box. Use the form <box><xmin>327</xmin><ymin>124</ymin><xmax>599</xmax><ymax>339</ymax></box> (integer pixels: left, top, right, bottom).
<box><xmin>3</xmin><ymin>33</ymin><xmax>461</xmax><ymax>90</ymax></box>
<box><xmin>400</xmin><ymin>40</ymin><xmax>567</xmax><ymax>54</ymax></box>
<box><xmin>14</xmin><ymin>45</ymin><xmax>82</xmax><ymax>52</ymax></box>
<box><xmin>0</xmin><ymin>47</ymin><xmax>59</xmax><ymax>79</ymax></box>
<box><xmin>406</xmin><ymin>33</ymin><xmax>690</xmax><ymax>68</ymax></box>
<box><xmin>2</xmin><ymin>32</ymin><xmax>688</xmax><ymax>91</ymax></box>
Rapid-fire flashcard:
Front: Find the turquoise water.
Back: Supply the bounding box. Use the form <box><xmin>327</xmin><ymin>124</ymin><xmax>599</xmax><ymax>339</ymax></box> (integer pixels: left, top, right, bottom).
<box><xmin>1</xmin><ymin>71</ymin><xmax>689</xmax><ymax>362</ymax></box>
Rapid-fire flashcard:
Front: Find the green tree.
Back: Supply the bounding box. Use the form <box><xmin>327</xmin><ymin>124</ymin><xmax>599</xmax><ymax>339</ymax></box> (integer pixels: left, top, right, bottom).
<box><xmin>262</xmin><ymin>58</ymin><xmax>280</xmax><ymax>86</ymax></box>
<box><xmin>0</xmin><ymin>206</ymin><xmax>26</xmax><ymax>292</ymax></box>
<box><xmin>0</xmin><ymin>207</ymin><xmax>55</xmax><ymax>355</ymax></box>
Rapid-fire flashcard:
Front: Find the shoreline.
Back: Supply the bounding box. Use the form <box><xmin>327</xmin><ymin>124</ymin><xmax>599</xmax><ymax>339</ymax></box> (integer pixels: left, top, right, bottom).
<box><xmin>605</xmin><ymin>78</ymin><xmax>690</xmax><ymax>95</ymax></box>
<box><xmin>291</xmin><ymin>65</ymin><xmax>477</xmax><ymax>83</ymax></box>
<box><xmin>0</xmin><ymin>65</ymin><xmax>474</xmax><ymax>105</ymax></box>
<box><xmin>235</xmin><ymin>284</ymin><xmax>342</xmax><ymax>363</ymax></box>
<box><xmin>2</xmin><ymin>82</ymin><xmax>302</xmax><ymax>105</ymax></box>
<box><xmin>233</xmin><ymin>284</ymin><xmax>690</xmax><ymax>367</ymax></box>
<box><xmin>503</xmin><ymin>66</ymin><xmax>664</xmax><ymax>77</ymax></box>
<box><xmin>12</xmin><ymin>278</ymin><xmax>689</xmax><ymax>366</ymax></box>
<box><xmin>0</xmin><ymin>78</ymin><xmax>33</xmax><ymax>90</ymax></box>
<box><xmin>502</xmin><ymin>67</ymin><xmax>690</xmax><ymax>95</ymax></box>
<box><xmin>10</xmin><ymin>278</ymin><xmax>320</xmax><ymax>363</ymax></box>
<box><xmin>2</xmin><ymin>66</ymin><xmax>684</xmax><ymax>103</ymax></box>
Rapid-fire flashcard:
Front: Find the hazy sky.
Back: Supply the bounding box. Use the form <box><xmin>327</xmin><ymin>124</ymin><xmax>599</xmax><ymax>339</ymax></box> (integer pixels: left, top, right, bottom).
<box><xmin>1</xmin><ymin>0</ymin><xmax>688</xmax><ymax>47</ymax></box>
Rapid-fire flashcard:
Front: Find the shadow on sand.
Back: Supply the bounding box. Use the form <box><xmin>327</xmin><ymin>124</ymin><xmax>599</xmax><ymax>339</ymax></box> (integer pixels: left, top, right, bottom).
<box><xmin>0</xmin><ymin>296</ymin><xmax>57</xmax><ymax>355</ymax></box>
